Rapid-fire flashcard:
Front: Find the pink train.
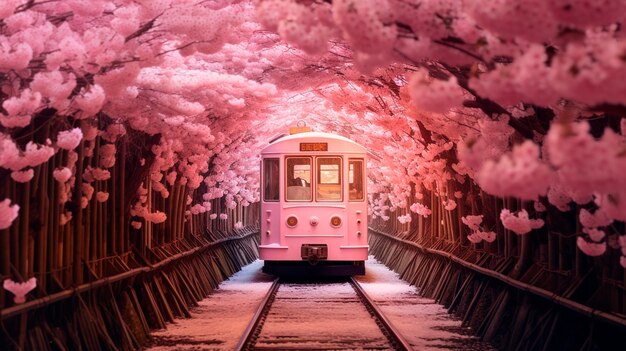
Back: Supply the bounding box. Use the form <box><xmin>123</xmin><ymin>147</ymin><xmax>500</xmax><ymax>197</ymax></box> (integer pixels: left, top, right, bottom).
<box><xmin>259</xmin><ymin>128</ymin><xmax>368</xmax><ymax>276</ymax></box>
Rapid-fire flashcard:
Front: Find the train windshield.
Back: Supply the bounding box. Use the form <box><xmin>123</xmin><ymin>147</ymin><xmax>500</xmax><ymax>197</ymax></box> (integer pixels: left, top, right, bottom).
<box><xmin>286</xmin><ymin>157</ymin><xmax>312</xmax><ymax>201</ymax></box>
<box><xmin>317</xmin><ymin>157</ymin><xmax>342</xmax><ymax>201</ymax></box>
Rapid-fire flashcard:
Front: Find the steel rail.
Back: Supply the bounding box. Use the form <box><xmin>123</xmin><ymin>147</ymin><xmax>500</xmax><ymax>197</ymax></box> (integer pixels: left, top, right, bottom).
<box><xmin>349</xmin><ymin>277</ymin><xmax>413</xmax><ymax>351</ymax></box>
<box><xmin>234</xmin><ymin>277</ymin><xmax>280</xmax><ymax>351</ymax></box>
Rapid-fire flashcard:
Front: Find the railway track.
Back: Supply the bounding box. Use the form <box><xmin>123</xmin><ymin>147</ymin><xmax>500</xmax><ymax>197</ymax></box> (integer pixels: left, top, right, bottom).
<box><xmin>235</xmin><ymin>277</ymin><xmax>412</xmax><ymax>351</ymax></box>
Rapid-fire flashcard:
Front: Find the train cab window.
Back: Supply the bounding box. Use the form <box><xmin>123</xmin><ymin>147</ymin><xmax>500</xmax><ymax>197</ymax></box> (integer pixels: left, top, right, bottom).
<box><xmin>317</xmin><ymin>157</ymin><xmax>342</xmax><ymax>201</ymax></box>
<box><xmin>286</xmin><ymin>157</ymin><xmax>312</xmax><ymax>201</ymax></box>
<box><xmin>349</xmin><ymin>159</ymin><xmax>364</xmax><ymax>201</ymax></box>
<box><xmin>263</xmin><ymin>158</ymin><xmax>279</xmax><ymax>202</ymax></box>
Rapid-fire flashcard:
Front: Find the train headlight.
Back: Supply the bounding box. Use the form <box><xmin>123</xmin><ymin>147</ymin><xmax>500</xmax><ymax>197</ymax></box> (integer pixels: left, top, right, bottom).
<box><xmin>330</xmin><ymin>216</ymin><xmax>342</xmax><ymax>228</ymax></box>
<box><xmin>286</xmin><ymin>216</ymin><xmax>298</xmax><ymax>228</ymax></box>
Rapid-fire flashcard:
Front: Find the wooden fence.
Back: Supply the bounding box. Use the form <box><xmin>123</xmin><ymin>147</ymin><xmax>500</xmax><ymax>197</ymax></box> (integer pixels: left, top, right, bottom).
<box><xmin>369</xmin><ymin>182</ymin><xmax>626</xmax><ymax>350</ymax></box>
<box><xmin>0</xmin><ymin>122</ymin><xmax>261</xmax><ymax>350</ymax></box>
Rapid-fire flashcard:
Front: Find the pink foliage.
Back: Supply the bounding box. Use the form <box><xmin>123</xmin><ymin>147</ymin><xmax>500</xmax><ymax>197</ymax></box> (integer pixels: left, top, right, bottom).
<box><xmin>22</xmin><ymin>142</ymin><xmax>55</xmax><ymax>169</ymax></box>
<box><xmin>467</xmin><ymin>0</ymin><xmax>557</xmax><ymax>43</ymax></box>
<box><xmin>190</xmin><ymin>204</ymin><xmax>207</xmax><ymax>215</ymax></box>
<box><xmin>83</xmin><ymin>166</ymin><xmax>111</xmax><ymax>182</ymax></box>
<box><xmin>99</xmin><ymin>144</ymin><xmax>116</xmax><ymax>168</ymax></box>
<box><xmin>579</xmin><ymin>208</ymin><xmax>612</xmax><ymax>228</ymax></box>
<box><xmin>56</xmin><ymin>128</ymin><xmax>83</xmax><ymax>150</ymax></box>
<box><xmin>0</xmin><ymin>0</ymin><xmax>625</xmax><ymax>265</ymax></box>
<box><xmin>397</xmin><ymin>214</ymin><xmax>412</xmax><ymax>224</ymax></box>
<box><xmin>0</xmin><ymin>0</ymin><xmax>22</xmax><ymax>20</ymax></box>
<box><xmin>409</xmin><ymin>203</ymin><xmax>431</xmax><ymax>217</ymax></box>
<box><xmin>477</xmin><ymin>231</ymin><xmax>496</xmax><ymax>243</ymax></box>
<box><xmin>0</xmin><ymin>199</ymin><xmax>19</xmax><ymax>230</ymax></box>
<box><xmin>166</xmin><ymin>171</ymin><xmax>177</xmax><ymax>186</ymax></box>
<box><xmin>467</xmin><ymin>232</ymin><xmax>482</xmax><ymax>244</ymax></box>
<box><xmin>408</xmin><ymin>70</ymin><xmax>465</xmax><ymax>114</ymax></box>
<box><xmin>0</xmin><ymin>40</ymin><xmax>33</xmax><ymax>70</ymax></box>
<box><xmin>331</xmin><ymin>0</ymin><xmax>396</xmax><ymax>55</ymax></box>
<box><xmin>500</xmin><ymin>209</ymin><xmax>544</xmax><ymax>235</ymax></box>
<box><xmin>30</xmin><ymin>70</ymin><xmax>76</xmax><ymax>110</ymax></box>
<box><xmin>10</xmin><ymin>169</ymin><xmax>34</xmax><ymax>183</ymax></box>
<box><xmin>461</xmin><ymin>215</ymin><xmax>483</xmax><ymax>231</ymax></box>
<box><xmin>443</xmin><ymin>199</ymin><xmax>457</xmax><ymax>211</ymax></box>
<box><xmin>469</xmin><ymin>45</ymin><xmax>559</xmax><ymax>107</ymax></box>
<box><xmin>547</xmin><ymin>0</ymin><xmax>626</xmax><ymax>27</ymax></box>
<box><xmin>60</xmin><ymin>211</ymin><xmax>73</xmax><ymax>225</ymax></box>
<box><xmin>144</xmin><ymin>211</ymin><xmax>167</xmax><ymax>224</ymax></box>
<box><xmin>96</xmin><ymin>191</ymin><xmax>109</xmax><ymax>203</ymax></box>
<box><xmin>53</xmin><ymin>167</ymin><xmax>72</xmax><ymax>183</ymax></box>
<box><xmin>477</xmin><ymin>140</ymin><xmax>554</xmax><ymax>201</ymax></box>
<box><xmin>534</xmin><ymin>201</ymin><xmax>546</xmax><ymax>213</ymax></box>
<box><xmin>546</xmin><ymin>121</ymin><xmax>624</xmax><ymax>198</ymax></box>
<box><xmin>577</xmin><ymin>237</ymin><xmax>606</xmax><ymax>257</ymax></box>
<box><xmin>3</xmin><ymin>277</ymin><xmax>36</xmax><ymax>304</ymax></box>
<box><xmin>1</xmin><ymin>90</ymin><xmax>41</xmax><ymax>128</ymax></box>
<box><xmin>75</xmin><ymin>85</ymin><xmax>106</xmax><ymax>118</ymax></box>
<box><xmin>583</xmin><ymin>228</ymin><xmax>606</xmax><ymax>242</ymax></box>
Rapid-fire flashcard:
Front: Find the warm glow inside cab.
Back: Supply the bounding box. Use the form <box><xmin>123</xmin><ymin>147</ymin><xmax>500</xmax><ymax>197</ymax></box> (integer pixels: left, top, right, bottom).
<box><xmin>259</xmin><ymin>130</ymin><xmax>368</xmax><ymax>276</ymax></box>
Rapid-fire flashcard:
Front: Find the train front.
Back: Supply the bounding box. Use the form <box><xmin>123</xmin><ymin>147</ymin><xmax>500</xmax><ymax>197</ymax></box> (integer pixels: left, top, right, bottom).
<box><xmin>259</xmin><ymin>129</ymin><xmax>368</xmax><ymax>276</ymax></box>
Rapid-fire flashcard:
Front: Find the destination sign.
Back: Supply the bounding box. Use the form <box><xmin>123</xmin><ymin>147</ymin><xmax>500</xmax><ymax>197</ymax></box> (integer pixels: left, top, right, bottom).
<box><xmin>300</xmin><ymin>142</ymin><xmax>328</xmax><ymax>151</ymax></box>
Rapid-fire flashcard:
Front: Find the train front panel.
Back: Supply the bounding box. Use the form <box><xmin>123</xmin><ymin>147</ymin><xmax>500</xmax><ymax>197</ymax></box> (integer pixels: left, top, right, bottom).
<box><xmin>259</xmin><ymin>132</ymin><xmax>368</xmax><ymax>275</ymax></box>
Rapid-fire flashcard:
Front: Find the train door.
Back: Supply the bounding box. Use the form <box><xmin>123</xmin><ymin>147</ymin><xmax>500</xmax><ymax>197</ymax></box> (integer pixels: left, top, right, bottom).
<box><xmin>261</xmin><ymin>157</ymin><xmax>281</xmax><ymax>253</ymax></box>
<box><xmin>347</xmin><ymin>157</ymin><xmax>366</xmax><ymax>247</ymax></box>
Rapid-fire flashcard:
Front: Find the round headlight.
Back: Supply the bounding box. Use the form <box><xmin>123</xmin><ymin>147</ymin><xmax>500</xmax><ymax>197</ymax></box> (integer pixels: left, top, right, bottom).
<box><xmin>286</xmin><ymin>216</ymin><xmax>298</xmax><ymax>228</ymax></box>
<box><xmin>330</xmin><ymin>216</ymin><xmax>342</xmax><ymax>227</ymax></box>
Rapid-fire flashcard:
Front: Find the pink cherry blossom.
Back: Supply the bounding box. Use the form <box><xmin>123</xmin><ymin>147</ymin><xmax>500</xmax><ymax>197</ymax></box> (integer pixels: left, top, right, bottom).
<box><xmin>500</xmin><ymin>209</ymin><xmax>544</xmax><ymax>235</ymax></box>
<box><xmin>477</xmin><ymin>140</ymin><xmax>554</xmax><ymax>201</ymax></box>
<box><xmin>409</xmin><ymin>203</ymin><xmax>431</xmax><ymax>217</ymax></box>
<box><xmin>60</xmin><ymin>212</ymin><xmax>73</xmax><ymax>225</ymax></box>
<box><xmin>461</xmin><ymin>215</ymin><xmax>483</xmax><ymax>231</ymax></box>
<box><xmin>53</xmin><ymin>167</ymin><xmax>72</xmax><ymax>183</ymax></box>
<box><xmin>0</xmin><ymin>199</ymin><xmax>19</xmax><ymax>230</ymax></box>
<box><xmin>408</xmin><ymin>70</ymin><xmax>465</xmax><ymax>114</ymax></box>
<box><xmin>477</xmin><ymin>231</ymin><xmax>496</xmax><ymax>243</ymax></box>
<box><xmin>583</xmin><ymin>228</ymin><xmax>606</xmax><ymax>242</ymax></box>
<box><xmin>577</xmin><ymin>237</ymin><xmax>606</xmax><ymax>257</ymax></box>
<box><xmin>144</xmin><ymin>211</ymin><xmax>167</xmax><ymax>224</ymax></box>
<box><xmin>1</xmin><ymin>89</ymin><xmax>41</xmax><ymax>128</ymax></box>
<box><xmin>11</xmin><ymin>169</ymin><xmax>33</xmax><ymax>183</ymax></box>
<box><xmin>467</xmin><ymin>232</ymin><xmax>482</xmax><ymax>244</ymax></box>
<box><xmin>96</xmin><ymin>191</ymin><xmax>109</xmax><ymax>203</ymax></box>
<box><xmin>3</xmin><ymin>277</ymin><xmax>36</xmax><ymax>304</ymax></box>
<box><xmin>56</xmin><ymin>128</ymin><xmax>83</xmax><ymax>150</ymax></box>
<box><xmin>397</xmin><ymin>214</ymin><xmax>412</xmax><ymax>224</ymax></box>
<box><xmin>443</xmin><ymin>199</ymin><xmax>457</xmax><ymax>211</ymax></box>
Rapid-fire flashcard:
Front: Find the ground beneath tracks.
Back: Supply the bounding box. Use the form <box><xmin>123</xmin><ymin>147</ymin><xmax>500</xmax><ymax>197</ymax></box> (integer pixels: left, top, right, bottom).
<box><xmin>147</xmin><ymin>257</ymin><xmax>493</xmax><ymax>350</ymax></box>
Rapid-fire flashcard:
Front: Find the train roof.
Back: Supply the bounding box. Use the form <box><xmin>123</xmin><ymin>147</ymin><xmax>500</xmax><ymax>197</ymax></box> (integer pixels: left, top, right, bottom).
<box><xmin>261</xmin><ymin>131</ymin><xmax>367</xmax><ymax>154</ymax></box>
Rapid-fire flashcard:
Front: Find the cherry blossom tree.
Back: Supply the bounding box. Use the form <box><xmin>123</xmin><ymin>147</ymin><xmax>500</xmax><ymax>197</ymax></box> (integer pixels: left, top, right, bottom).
<box><xmin>1</xmin><ymin>0</ymin><xmax>625</xmax><ymax>274</ymax></box>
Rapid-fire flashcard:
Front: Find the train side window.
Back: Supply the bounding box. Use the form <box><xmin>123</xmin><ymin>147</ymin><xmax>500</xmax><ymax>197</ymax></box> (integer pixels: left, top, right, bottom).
<box><xmin>263</xmin><ymin>158</ymin><xmax>279</xmax><ymax>202</ymax></box>
<box><xmin>349</xmin><ymin>159</ymin><xmax>364</xmax><ymax>201</ymax></box>
<box><xmin>317</xmin><ymin>157</ymin><xmax>342</xmax><ymax>201</ymax></box>
<box><xmin>286</xmin><ymin>157</ymin><xmax>312</xmax><ymax>201</ymax></box>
